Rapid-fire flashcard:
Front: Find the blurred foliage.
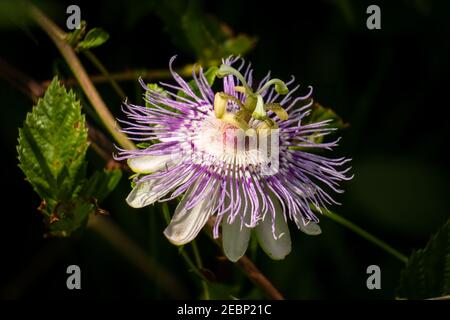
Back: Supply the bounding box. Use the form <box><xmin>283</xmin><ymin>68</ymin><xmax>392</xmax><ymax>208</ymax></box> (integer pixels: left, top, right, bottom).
<box><xmin>148</xmin><ymin>0</ymin><xmax>256</xmax><ymax>65</ymax></box>
<box><xmin>397</xmin><ymin>219</ymin><xmax>450</xmax><ymax>299</ymax></box>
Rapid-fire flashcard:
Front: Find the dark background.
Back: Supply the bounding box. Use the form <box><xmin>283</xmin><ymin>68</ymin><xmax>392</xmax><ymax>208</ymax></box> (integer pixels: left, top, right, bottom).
<box><xmin>0</xmin><ymin>0</ymin><xmax>449</xmax><ymax>299</ymax></box>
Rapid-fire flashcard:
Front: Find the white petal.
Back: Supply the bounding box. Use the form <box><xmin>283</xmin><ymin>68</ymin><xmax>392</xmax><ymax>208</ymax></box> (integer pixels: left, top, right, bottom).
<box><xmin>222</xmin><ymin>216</ymin><xmax>251</xmax><ymax>262</ymax></box>
<box><xmin>126</xmin><ymin>179</ymin><xmax>161</xmax><ymax>208</ymax></box>
<box><xmin>127</xmin><ymin>154</ymin><xmax>173</xmax><ymax>174</ymax></box>
<box><xmin>298</xmin><ymin>220</ymin><xmax>322</xmax><ymax>236</ymax></box>
<box><xmin>164</xmin><ymin>182</ymin><xmax>218</xmax><ymax>246</ymax></box>
<box><xmin>256</xmin><ymin>196</ymin><xmax>291</xmax><ymax>260</ymax></box>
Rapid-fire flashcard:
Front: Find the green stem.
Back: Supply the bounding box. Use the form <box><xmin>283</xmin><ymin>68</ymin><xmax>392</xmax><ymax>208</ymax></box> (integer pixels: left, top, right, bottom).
<box><xmin>82</xmin><ymin>50</ymin><xmax>126</xmax><ymax>98</ymax></box>
<box><xmin>192</xmin><ymin>240</ymin><xmax>210</xmax><ymax>300</ymax></box>
<box><xmin>160</xmin><ymin>203</ymin><xmax>210</xmax><ymax>297</ymax></box>
<box><xmin>319</xmin><ymin>208</ymin><xmax>408</xmax><ymax>264</ymax></box>
<box><xmin>179</xmin><ymin>249</ymin><xmax>207</xmax><ymax>282</ymax></box>
<box><xmin>29</xmin><ymin>5</ymin><xmax>135</xmax><ymax>150</ymax></box>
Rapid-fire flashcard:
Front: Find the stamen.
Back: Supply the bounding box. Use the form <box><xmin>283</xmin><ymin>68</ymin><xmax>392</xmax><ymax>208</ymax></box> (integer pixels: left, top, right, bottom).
<box><xmin>266</xmin><ymin>103</ymin><xmax>289</xmax><ymax>121</ymax></box>
<box><xmin>257</xmin><ymin>78</ymin><xmax>289</xmax><ymax>95</ymax></box>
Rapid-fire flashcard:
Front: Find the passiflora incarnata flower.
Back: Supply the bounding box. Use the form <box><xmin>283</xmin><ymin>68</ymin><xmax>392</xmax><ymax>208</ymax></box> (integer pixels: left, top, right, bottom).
<box><xmin>116</xmin><ymin>56</ymin><xmax>352</xmax><ymax>261</ymax></box>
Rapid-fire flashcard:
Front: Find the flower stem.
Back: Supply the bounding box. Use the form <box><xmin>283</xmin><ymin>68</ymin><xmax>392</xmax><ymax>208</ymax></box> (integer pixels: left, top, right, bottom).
<box><xmin>319</xmin><ymin>208</ymin><xmax>408</xmax><ymax>264</ymax></box>
<box><xmin>28</xmin><ymin>4</ymin><xmax>135</xmax><ymax>150</ymax></box>
<box><xmin>179</xmin><ymin>248</ymin><xmax>208</xmax><ymax>282</ymax></box>
<box><xmin>82</xmin><ymin>50</ymin><xmax>126</xmax><ymax>99</ymax></box>
<box><xmin>192</xmin><ymin>240</ymin><xmax>210</xmax><ymax>300</ymax></box>
<box><xmin>161</xmin><ymin>203</ymin><xmax>210</xmax><ymax>298</ymax></box>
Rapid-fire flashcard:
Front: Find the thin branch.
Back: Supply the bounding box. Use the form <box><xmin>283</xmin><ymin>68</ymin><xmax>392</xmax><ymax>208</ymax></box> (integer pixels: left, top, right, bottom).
<box><xmin>82</xmin><ymin>50</ymin><xmax>126</xmax><ymax>99</ymax></box>
<box><xmin>318</xmin><ymin>208</ymin><xmax>408</xmax><ymax>264</ymax></box>
<box><xmin>192</xmin><ymin>240</ymin><xmax>211</xmax><ymax>300</ymax></box>
<box><xmin>205</xmin><ymin>220</ymin><xmax>285</xmax><ymax>300</ymax></box>
<box><xmin>237</xmin><ymin>256</ymin><xmax>284</xmax><ymax>300</ymax></box>
<box><xmin>0</xmin><ymin>56</ymin><xmax>45</xmax><ymax>102</ymax></box>
<box><xmin>427</xmin><ymin>295</ymin><xmax>450</xmax><ymax>300</ymax></box>
<box><xmin>41</xmin><ymin>66</ymin><xmax>194</xmax><ymax>88</ymax></box>
<box><xmin>28</xmin><ymin>4</ymin><xmax>135</xmax><ymax>150</ymax></box>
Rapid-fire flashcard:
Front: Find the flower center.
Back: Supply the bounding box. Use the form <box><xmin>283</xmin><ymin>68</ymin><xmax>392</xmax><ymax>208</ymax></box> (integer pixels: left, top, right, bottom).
<box><xmin>188</xmin><ymin>115</ymin><xmax>279</xmax><ymax>173</ymax></box>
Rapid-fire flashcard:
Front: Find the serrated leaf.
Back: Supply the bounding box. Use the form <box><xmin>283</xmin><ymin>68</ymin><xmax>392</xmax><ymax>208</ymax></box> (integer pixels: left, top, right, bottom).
<box><xmin>397</xmin><ymin>219</ymin><xmax>450</xmax><ymax>299</ymax></box>
<box><xmin>17</xmin><ymin>77</ymin><xmax>89</xmax><ymax>203</ymax></box>
<box><xmin>81</xmin><ymin>169</ymin><xmax>122</xmax><ymax>202</ymax></box>
<box><xmin>76</xmin><ymin>28</ymin><xmax>109</xmax><ymax>51</ymax></box>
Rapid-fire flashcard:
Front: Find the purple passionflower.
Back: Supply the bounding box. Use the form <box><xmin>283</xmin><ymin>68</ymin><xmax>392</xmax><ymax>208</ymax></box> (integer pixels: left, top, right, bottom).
<box><xmin>116</xmin><ymin>56</ymin><xmax>352</xmax><ymax>261</ymax></box>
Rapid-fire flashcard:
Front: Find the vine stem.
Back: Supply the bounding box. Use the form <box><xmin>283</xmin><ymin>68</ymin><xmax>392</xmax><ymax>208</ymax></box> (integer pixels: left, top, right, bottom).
<box><xmin>205</xmin><ymin>219</ymin><xmax>285</xmax><ymax>300</ymax></box>
<box><xmin>161</xmin><ymin>202</ymin><xmax>211</xmax><ymax>296</ymax></box>
<box><xmin>192</xmin><ymin>240</ymin><xmax>210</xmax><ymax>300</ymax></box>
<box><xmin>28</xmin><ymin>4</ymin><xmax>135</xmax><ymax>150</ymax></box>
<box><xmin>318</xmin><ymin>208</ymin><xmax>408</xmax><ymax>264</ymax></box>
<box><xmin>82</xmin><ymin>50</ymin><xmax>126</xmax><ymax>99</ymax></box>
<box><xmin>41</xmin><ymin>66</ymin><xmax>194</xmax><ymax>88</ymax></box>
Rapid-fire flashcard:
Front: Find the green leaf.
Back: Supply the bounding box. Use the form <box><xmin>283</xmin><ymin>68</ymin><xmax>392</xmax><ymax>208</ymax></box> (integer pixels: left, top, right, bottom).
<box><xmin>80</xmin><ymin>169</ymin><xmax>122</xmax><ymax>202</ymax></box>
<box><xmin>181</xmin><ymin>3</ymin><xmax>256</xmax><ymax>65</ymax></box>
<box><xmin>397</xmin><ymin>219</ymin><xmax>450</xmax><ymax>299</ymax></box>
<box><xmin>46</xmin><ymin>199</ymin><xmax>94</xmax><ymax>237</ymax></box>
<box><xmin>149</xmin><ymin>0</ymin><xmax>255</xmax><ymax>64</ymax></box>
<box><xmin>222</xmin><ymin>34</ymin><xmax>257</xmax><ymax>57</ymax></box>
<box><xmin>76</xmin><ymin>28</ymin><xmax>110</xmax><ymax>51</ymax></box>
<box><xmin>66</xmin><ymin>21</ymin><xmax>87</xmax><ymax>46</ymax></box>
<box><xmin>17</xmin><ymin>77</ymin><xmax>94</xmax><ymax>237</ymax></box>
<box><xmin>286</xmin><ymin>102</ymin><xmax>346</xmax><ymax>147</ymax></box>
<box><xmin>145</xmin><ymin>83</ymin><xmax>169</xmax><ymax>108</ymax></box>
<box><xmin>17</xmin><ymin>77</ymin><xmax>89</xmax><ymax>203</ymax></box>
<box><xmin>307</xmin><ymin>102</ymin><xmax>346</xmax><ymax>130</ymax></box>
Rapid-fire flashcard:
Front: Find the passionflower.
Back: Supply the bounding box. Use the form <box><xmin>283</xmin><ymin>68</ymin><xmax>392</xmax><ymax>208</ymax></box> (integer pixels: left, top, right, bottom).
<box><xmin>116</xmin><ymin>56</ymin><xmax>352</xmax><ymax>261</ymax></box>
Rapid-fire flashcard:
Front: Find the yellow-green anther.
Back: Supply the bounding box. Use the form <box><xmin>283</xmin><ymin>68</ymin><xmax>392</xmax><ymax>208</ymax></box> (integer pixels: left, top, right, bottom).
<box><xmin>257</xmin><ymin>78</ymin><xmax>289</xmax><ymax>95</ymax></box>
<box><xmin>266</xmin><ymin>103</ymin><xmax>289</xmax><ymax>121</ymax></box>
<box><xmin>216</xmin><ymin>64</ymin><xmax>250</xmax><ymax>90</ymax></box>
<box><xmin>244</xmin><ymin>94</ymin><xmax>257</xmax><ymax>112</ymax></box>
<box><xmin>258</xmin><ymin>119</ymin><xmax>279</xmax><ymax>131</ymax></box>
<box><xmin>251</xmin><ymin>95</ymin><xmax>267</xmax><ymax>120</ymax></box>
<box><xmin>245</xmin><ymin>128</ymin><xmax>256</xmax><ymax>136</ymax></box>
<box><xmin>221</xmin><ymin>112</ymin><xmax>250</xmax><ymax>132</ymax></box>
<box><xmin>214</xmin><ymin>92</ymin><xmax>227</xmax><ymax>118</ymax></box>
